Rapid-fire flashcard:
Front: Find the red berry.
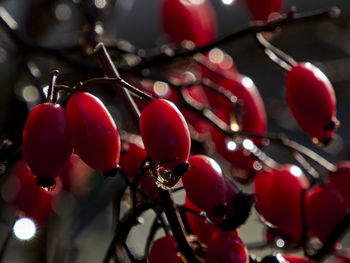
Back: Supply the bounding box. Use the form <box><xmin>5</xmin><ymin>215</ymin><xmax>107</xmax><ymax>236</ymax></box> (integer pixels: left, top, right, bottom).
<box><xmin>22</xmin><ymin>103</ymin><xmax>72</xmax><ymax>186</ymax></box>
<box><xmin>161</xmin><ymin>0</ymin><xmax>217</xmax><ymax>46</ymax></box>
<box><xmin>305</xmin><ymin>185</ymin><xmax>347</xmax><ymax>242</ymax></box>
<box><xmin>329</xmin><ymin>161</ymin><xmax>350</xmax><ymax>209</ymax></box>
<box><xmin>66</xmin><ymin>92</ymin><xmax>121</xmax><ymax>174</ymax></box>
<box><xmin>182</xmin><ymin>155</ymin><xmax>227</xmax><ymax>219</ymax></box>
<box><xmin>58</xmin><ymin>154</ymin><xmax>93</xmax><ymax>196</ymax></box>
<box><xmin>185</xmin><ymin>195</ymin><xmax>219</xmax><ymax>244</ymax></box>
<box><xmin>200</xmin><ymin>49</ymin><xmax>238</xmax><ymax>83</ymax></box>
<box><xmin>254</xmin><ymin>165</ymin><xmax>309</xmax><ymax>242</ymax></box>
<box><xmin>286</xmin><ymin>62</ymin><xmax>338</xmax><ymax>144</ymax></box>
<box><xmin>119</xmin><ymin>135</ymin><xmax>158</xmax><ymax>197</ymax></box>
<box><xmin>148</xmin><ymin>236</ymin><xmax>181</xmax><ymax>263</ymax></box>
<box><xmin>244</xmin><ymin>0</ymin><xmax>285</xmax><ymax>21</ymax></box>
<box><xmin>209</xmin><ymin>108</ymin><xmax>260</xmax><ymax>183</ymax></box>
<box><xmin>206</xmin><ymin>230</ymin><xmax>248</xmax><ymax>263</ymax></box>
<box><xmin>139</xmin><ymin>99</ymin><xmax>191</xmax><ymax>170</ymax></box>
<box><xmin>10</xmin><ymin>159</ymin><xmax>62</xmax><ymax>225</ymax></box>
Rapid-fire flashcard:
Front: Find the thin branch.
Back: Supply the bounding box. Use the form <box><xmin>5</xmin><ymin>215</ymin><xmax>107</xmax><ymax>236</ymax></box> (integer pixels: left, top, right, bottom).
<box><xmin>131</xmin><ymin>6</ymin><xmax>340</xmax><ymax>70</ymax></box>
<box><xmin>256</xmin><ymin>32</ymin><xmax>297</xmax><ymax>70</ymax></box>
<box><xmin>80</xmin><ymin>77</ymin><xmax>154</xmax><ymax>102</ymax></box>
<box><xmin>95</xmin><ymin>42</ymin><xmax>141</xmax><ymax>128</ymax></box>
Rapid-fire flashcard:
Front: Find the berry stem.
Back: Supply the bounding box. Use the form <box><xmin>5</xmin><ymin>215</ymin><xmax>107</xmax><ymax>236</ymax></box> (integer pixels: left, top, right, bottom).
<box><xmin>80</xmin><ymin>77</ymin><xmax>154</xmax><ymax>102</ymax></box>
<box><xmin>256</xmin><ymin>32</ymin><xmax>297</xmax><ymax>71</ymax></box>
<box><xmin>95</xmin><ymin>42</ymin><xmax>141</xmax><ymax>128</ymax></box>
<box><xmin>157</xmin><ymin>189</ymin><xmax>200</xmax><ymax>263</ymax></box>
<box><xmin>47</xmin><ymin>70</ymin><xmax>59</xmax><ymax>103</ymax></box>
<box><xmin>103</xmin><ymin>201</ymin><xmax>159</xmax><ymax>263</ymax></box>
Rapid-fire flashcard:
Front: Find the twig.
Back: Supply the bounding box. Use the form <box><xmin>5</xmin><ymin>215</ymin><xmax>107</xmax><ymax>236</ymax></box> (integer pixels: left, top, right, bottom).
<box><xmin>131</xmin><ymin>6</ymin><xmax>340</xmax><ymax>70</ymax></box>
<box><xmin>256</xmin><ymin>32</ymin><xmax>297</xmax><ymax>71</ymax></box>
<box><xmin>80</xmin><ymin>77</ymin><xmax>154</xmax><ymax>102</ymax></box>
<box><xmin>95</xmin><ymin>42</ymin><xmax>141</xmax><ymax>128</ymax></box>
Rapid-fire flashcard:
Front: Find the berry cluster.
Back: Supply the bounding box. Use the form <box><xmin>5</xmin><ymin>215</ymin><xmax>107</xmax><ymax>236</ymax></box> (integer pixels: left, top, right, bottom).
<box><xmin>2</xmin><ymin>0</ymin><xmax>349</xmax><ymax>262</ymax></box>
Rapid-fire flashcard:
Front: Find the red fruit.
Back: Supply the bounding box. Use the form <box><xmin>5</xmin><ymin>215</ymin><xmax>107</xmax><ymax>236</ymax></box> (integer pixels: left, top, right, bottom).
<box><xmin>199</xmin><ymin>49</ymin><xmax>238</xmax><ymax>83</ymax></box>
<box><xmin>185</xmin><ymin>196</ymin><xmax>219</xmax><ymax>244</ymax></box>
<box><xmin>305</xmin><ymin>185</ymin><xmax>347</xmax><ymax>242</ymax></box>
<box><xmin>22</xmin><ymin>103</ymin><xmax>72</xmax><ymax>186</ymax></box>
<box><xmin>161</xmin><ymin>0</ymin><xmax>217</xmax><ymax>46</ymax></box>
<box><xmin>282</xmin><ymin>254</ymin><xmax>317</xmax><ymax>263</ymax></box>
<box><xmin>206</xmin><ymin>230</ymin><xmax>248</xmax><ymax>263</ymax></box>
<box><xmin>209</xmin><ymin>108</ymin><xmax>261</xmax><ymax>183</ymax></box>
<box><xmin>219</xmin><ymin>75</ymin><xmax>267</xmax><ymax>135</ymax></box>
<box><xmin>182</xmin><ymin>155</ymin><xmax>226</xmax><ymax>218</ymax></box>
<box><xmin>119</xmin><ymin>135</ymin><xmax>158</xmax><ymax>197</ymax></box>
<box><xmin>58</xmin><ymin>154</ymin><xmax>92</xmax><ymax>196</ymax></box>
<box><xmin>139</xmin><ymin>99</ymin><xmax>191</xmax><ymax>170</ymax></box>
<box><xmin>329</xmin><ymin>161</ymin><xmax>350</xmax><ymax>209</ymax></box>
<box><xmin>10</xmin><ymin>159</ymin><xmax>62</xmax><ymax>225</ymax></box>
<box><xmin>66</xmin><ymin>92</ymin><xmax>121</xmax><ymax>174</ymax></box>
<box><xmin>148</xmin><ymin>236</ymin><xmax>181</xmax><ymax>263</ymax></box>
<box><xmin>286</xmin><ymin>62</ymin><xmax>338</xmax><ymax>144</ymax></box>
<box><xmin>245</xmin><ymin>0</ymin><xmax>285</xmax><ymax>21</ymax></box>
<box><xmin>254</xmin><ymin>165</ymin><xmax>309</xmax><ymax>242</ymax></box>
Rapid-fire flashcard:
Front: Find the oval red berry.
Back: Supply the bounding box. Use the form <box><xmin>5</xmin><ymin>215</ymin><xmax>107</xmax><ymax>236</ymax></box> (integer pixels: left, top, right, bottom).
<box><xmin>139</xmin><ymin>99</ymin><xmax>191</xmax><ymax>170</ymax></box>
<box><xmin>22</xmin><ymin>103</ymin><xmax>72</xmax><ymax>182</ymax></box>
<box><xmin>66</xmin><ymin>92</ymin><xmax>121</xmax><ymax>173</ymax></box>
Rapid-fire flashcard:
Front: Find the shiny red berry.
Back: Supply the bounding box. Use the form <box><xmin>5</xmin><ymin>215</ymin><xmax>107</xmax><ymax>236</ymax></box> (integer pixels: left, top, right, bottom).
<box><xmin>185</xmin><ymin>195</ymin><xmax>219</xmax><ymax>244</ymax></box>
<box><xmin>66</xmin><ymin>92</ymin><xmax>121</xmax><ymax>174</ymax></box>
<box><xmin>161</xmin><ymin>0</ymin><xmax>217</xmax><ymax>46</ymax></box>
<box><xmin>286</xmin><ymin>62</ymin><xmax>338</xmax><ymax>144</ymax></box>
<box><xmin>148</xmin><ymin>236</ymin><xmax>181</xmax><ymax>263</ymax></box>
<box><xmin>22</xmin><ymin>103</ymin><xmax>72</xmax><ymax>187</ymax></box>
<box><xmin>254</xmin><ymin>165</ymin><xmax>309</xmax><ymax>242</ymax></box>
<box><xmin>182</xmin><ymin>155</ymin><xmax>227</xmax><ymax>219</ymax></box>
<box><xmin>244</xmin><ymin>0</ymin><xmax>285</xmax><ymax>21</ymax></box>
<box><xmin>305</xmin><ymin>185</ymin><xmax>347</xmax><ymax>242</ymax></box>
<box><xmin>206</xmin><ymin>230</ymin><xmax>248</xmax><ymax>263</ymax></box>
<box><xmin>139</xmin><ymin>99</ymin><xmax>191</xmax><ymax>170</ymax></box>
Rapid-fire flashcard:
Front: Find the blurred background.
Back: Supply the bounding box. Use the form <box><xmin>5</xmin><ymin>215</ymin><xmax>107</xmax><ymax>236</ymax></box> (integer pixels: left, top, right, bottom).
<box><xmin>0</xmin><ymin>0</ymin><xmax>350</xmax><ymax>262</ymax></box>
